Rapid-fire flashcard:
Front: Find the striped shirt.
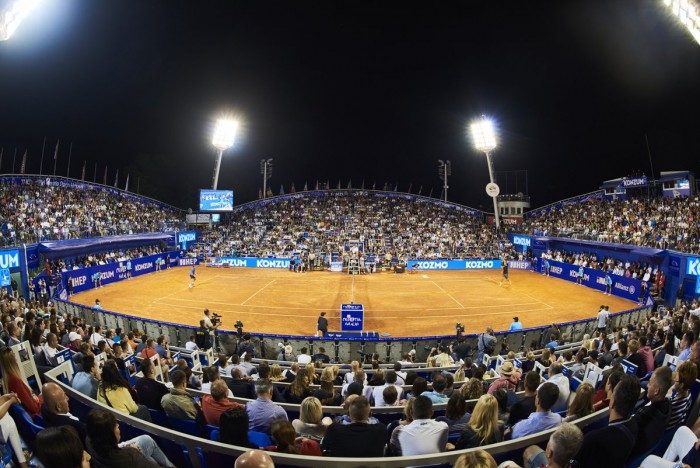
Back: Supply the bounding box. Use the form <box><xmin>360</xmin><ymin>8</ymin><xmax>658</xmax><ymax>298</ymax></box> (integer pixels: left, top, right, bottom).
<box><xmin>667</xmin><ymin>393</ymin><xmax>692</xmax><ymax>429</ymax></box>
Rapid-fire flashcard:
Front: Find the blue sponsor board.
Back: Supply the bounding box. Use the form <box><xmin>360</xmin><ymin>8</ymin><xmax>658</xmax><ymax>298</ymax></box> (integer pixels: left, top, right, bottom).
<box><xmin>214</xmin><ymin>257</ymin><xmax>290</xmax><ymax>269</ymax></box>
<box><xmin>686</xmin><ymin>257</ymin><xmax>700</xmax><ymax>276</ymax></box>
<box><xmin>56</xmin><ymin>252</ymin><xmax>179</xmax><ymax>294</ymax></box>
<box><xmin>507</xmin><ymin>261</ymin><xmax>531</xmax><ymax>270</ymax></box>
<box><xmin>0</xmin><ymin>249</ymin><xmax>20</xmax><ymax>270</ymax></box>
<box><xmin>406</xmin><ymin>259</ymin><xmax>501</xmax><ymax>270</ymax></box>
<box><xmin>199</xmin><ymin>190</ymin><xmax>234</xmax><ymax>211</ymax></box>
<box><xmin>341</xmin><ymin>303</ymin><xmax>364</xmax><ymax>331</ymax></box>
<box><xmin>0</xmin><ymin>268</ymin><xmax>10</xmax><ymax>287</ymax></box>
<box><xmin>177</xmin><ymin>231</ymin><xmax>197</xmax><ymax>245</ymax></box>
<box><xmin>621</xmin><ymin>176</ymin><xmax>648</xmax><ymax>187</ymax></box>
<box><xmin>511</xmin><ymin>235</ymin><xmax>531</xmax><ymax>252</ymax></box>
<box><xmin>696</xmin><ymin>276</ymin><xmax>700</xmax><ymax>295</ymax></box>
<box><xmin>669</xmin><ymin>255</ymin><xmax>681</xmax><ymax>277</ymax></box>
<box><xmin>178</xmin><ymin>257</ymin><xmax>199</xmax><ymax>267</ymax></box>
<box><xmin>546</xmin><ymin>260</ymin><xmax>642</xmax><ymax>302</ymax></box>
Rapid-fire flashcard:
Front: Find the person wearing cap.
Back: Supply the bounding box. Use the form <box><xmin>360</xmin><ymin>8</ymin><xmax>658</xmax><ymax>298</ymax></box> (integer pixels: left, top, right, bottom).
<box><xmin>66</xmin><ymin>331</ymin><xmax>82</xmax><ymax>352</ymax></box>
<box><xmin>510</xmin><ymin>317</ymin><xmax>523</xmax><ymax>331</ymax></box>
<box><xmin>488</xmin><ymin>361</ymin><xmax>522</xmax><ymax>395</ymax></box>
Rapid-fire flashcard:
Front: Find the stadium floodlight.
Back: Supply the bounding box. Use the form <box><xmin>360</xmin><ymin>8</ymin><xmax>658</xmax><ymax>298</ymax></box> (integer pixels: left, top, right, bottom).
<box><xmin>663</xmin><ymin>0</ymin><xmax>700</xmax><ymax>45</ymax></box>
<box><xmin>470</xmin><ymin>116</ymin><xmax>501</xmax><ymax>230</ymax></box>
<box><xmin>0</xmin><ymin>0</ymin><xmax>41</xmax><ymax>41</ymax></box>
<box><xmin>211</xmin><ymin>118</ymin><xmax>239</xmax><ymax>190</ymax></box>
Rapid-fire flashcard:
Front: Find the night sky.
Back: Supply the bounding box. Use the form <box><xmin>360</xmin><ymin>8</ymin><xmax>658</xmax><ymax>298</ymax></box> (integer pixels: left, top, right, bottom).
<box><xmin>0</xmin><ymin>0</ymin><xmax>698</xmax><ymax>211</ymax></box>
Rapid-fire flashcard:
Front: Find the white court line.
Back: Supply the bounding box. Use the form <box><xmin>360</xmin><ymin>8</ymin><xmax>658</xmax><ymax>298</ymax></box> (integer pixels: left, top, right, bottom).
<box><xmin>240</xmin><ymin>280</ymin><xmax>276</xmax><ymax>306</ymax></box>
<box><xmin>211</xmin><ymin>274</ymin><xmax>485</xmax><ymax>283</ymax></box>
<box><xmin>431</xmin><ymin>281</ymin><xmax>465</xmax><ymax>308</ymax></box>
<box><xmin>151</xmin><ymin>301</ymin><xmax>553</xmax><ymax>319</ymax></box>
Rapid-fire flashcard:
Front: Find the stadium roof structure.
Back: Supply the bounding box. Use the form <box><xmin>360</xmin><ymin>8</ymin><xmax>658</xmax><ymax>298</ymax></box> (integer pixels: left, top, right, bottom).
<box><xmin>537</xmin><ymin>236</ymin><xmax>666</xmax><ymax>261</ymax></box>
<box><xmin>37</xmin><ymin>232</ymin><xmax>174</xmax><ymax>259</ymax></box>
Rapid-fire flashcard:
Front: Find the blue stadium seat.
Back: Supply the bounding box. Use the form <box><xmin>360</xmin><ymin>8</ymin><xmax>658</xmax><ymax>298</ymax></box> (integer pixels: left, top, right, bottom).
<box><xmin>168</xmin><ymin>416</ymin><xmax>201</xmax><ymax>437</ymax></box>
<box><xmin>148</xmin><ymin>408</ymin><xmax>171</xmax><ymax>428</ymax></box>
<box><xmin>248</xmin><ymin>430</ymin><xmax>272</xmax><ymax>448</ymax></box>
<box><xmin>209</xmin><ymin>429</ymin><xmax>219</xmax><ymax>442</ymax></box>
<box><xmin>9</xmin><ymin>404</ymin><xmax>44</xmax><ymax>448</ymax></box>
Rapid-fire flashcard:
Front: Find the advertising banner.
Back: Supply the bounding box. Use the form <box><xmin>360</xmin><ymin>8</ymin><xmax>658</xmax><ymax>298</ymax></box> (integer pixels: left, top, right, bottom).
<box><xmin>546</xmin><ymin>260</ymin><xmax>642</xmax><ymax>302</ymax></box>
<box><xmin>178</xmin><ymin>257</ymin><xmax>199</xmax><ymax>267</ymax></box>
<box><xmin>59</xmin><ymin>252</ymin><xmax>178</xmax><ymax>295</ymax></box>
<box><xmin>177</xmin><ymin>231</ymin><xmax>197</xmax><ymax>245</ymax></box>
<box><xmin>686</xmin><ymin>257</ymin><xmax>700</xmax><ymax>276</ymax></box>
<box><xmin>669</xmin><ymin>255</ymin><xmax>681</xmax><ymax>277</ymax></box>
<box><xmin>621</xmin><ymin>176</ymin><xmax>648</xmax><ymax>187</ymax></box>
<box><xmin>507</xmin><ymin>261</ymin><xmax>531</xmax><ymax>270</ymax></box>
<box><xmin>0</xmin><ymin>249</ymin><xmax>20</xmax><ymax>270</ymax></box>
<box><xmin>406</xmin><ymin>259</ymin><xmax>501</xmax><ymax>270</ymax></box>
<box><xmin>213</xmin><ymin>257</ymin><xmax>290</xmax><ymax>269</ymax></box>
<box><xmin>340</xmin><ymin>303</ymin><xmax>364</xmax><ymax>331</ymax></box>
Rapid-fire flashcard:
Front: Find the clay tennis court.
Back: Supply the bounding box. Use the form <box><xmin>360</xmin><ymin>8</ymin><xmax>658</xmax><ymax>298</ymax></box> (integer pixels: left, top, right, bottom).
<box><xmin>68</xmin><ymin>266</ymin><xmax>636</xmax><ymax>337</ymax></box>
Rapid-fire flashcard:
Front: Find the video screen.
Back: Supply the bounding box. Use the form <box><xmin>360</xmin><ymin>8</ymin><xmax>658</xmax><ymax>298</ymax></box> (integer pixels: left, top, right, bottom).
<box><xmin>199</xmin><ymin>190</ymin><xmax>233</xmax><ymax>211</ymax></box>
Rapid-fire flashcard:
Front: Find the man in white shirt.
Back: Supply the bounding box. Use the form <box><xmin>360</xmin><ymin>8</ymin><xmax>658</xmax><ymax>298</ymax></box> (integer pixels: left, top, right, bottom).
<box><xmin>543</xmin><ymin>362</ymin><xmax>570</xmax><ymax>413</ymax></box>
<box><xmin>596</xmin><ymin>305</ymin><xmax>610</xmax><ymax>332</ymax></box>
<box><xmin>390</xmin><ymin>395</ymin><xmax>448</xmax><ymax>456</ymax></box>
<box><xmin>296</xmin><ymin>347</ymin><xmax>312</xmax><ymax>364</ymax></box>
<box><xmin>42</xmin><ymin>333</ymin><xmax>59</xmax><ymax>366</ymax></box>
<box><xmin>185</xmin><ymin>335</ymin><xmax>199</xmax><ymax>351</ymax></box>
<box><xmin>372</xmin><ymin>370</ymin><xmax>404</xmax><ymax>406</ymax></box>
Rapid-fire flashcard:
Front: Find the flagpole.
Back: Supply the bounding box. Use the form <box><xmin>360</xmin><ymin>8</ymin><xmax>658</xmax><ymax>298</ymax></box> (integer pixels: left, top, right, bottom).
<box><xmin>12</xmin><ymin>147</ymin><xmax>17</xmax><ymax>173</ymax></box>
<box><xmin>39</xmin><ymin>136</ymin><xmax>46</xmax><ymax>175</ymax></box>
<box><xmin>66</xmin><ymin>142</ymin><xmax>72</xmax><ymax>178</ymax></box>
<box><xmin>53</xmin><ymin>139</ymin><xmax>59</xmax><ymax>176</ymax></box>
<box><xmin>93</xmin><ymin>163</ymin><xmax>97</xmax><ymax>182</ymax></box>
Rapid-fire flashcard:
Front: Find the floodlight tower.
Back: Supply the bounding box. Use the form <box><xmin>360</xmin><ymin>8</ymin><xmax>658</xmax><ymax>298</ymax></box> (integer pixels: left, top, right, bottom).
<box><xmin>260</xmin><ymin>158</ymin><xmax>273</xmax><ymax>198</ymax></box>
<box><xmin>663</xmin><ymin>0</ymin><xmax>700</xmax><ymax>45</ymax></box>
<box><xmin>470</xmin><ymin>116</ymin><xmax>501</xmax><ymax>230</ymax></box>
<box><xmin>437</xmin><ymin>160</ymin><xmax>451</xmax><ymax>201</ymax></box>
<box><xmin>0</xmin><ymin>0</ymin><xmax>41</xmax><ymax>41</ymax></box>
<box><xmin>211</xmin><ymin>119</ymin><xmax>238</xmax><ymax>190</ymax></box>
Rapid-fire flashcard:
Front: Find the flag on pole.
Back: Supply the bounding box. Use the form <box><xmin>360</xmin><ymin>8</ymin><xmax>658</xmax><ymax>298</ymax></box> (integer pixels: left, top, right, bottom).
<box><xmin>361</xmin><ymin>179</ymin><xmax>365</xmax><ymax>190</ymax></box>
<box><xmin>124</xmin><ymin>174</ymin><xmax>129</xmax><ymax>192</ymax></box>
<box><xmin>103</xmin><ymin>166</ymin><xmax>108</xmax><ymax>185</ymax></box>
<box><xmin>114</xmin><ymin>169</ymin><xmax>119</xmax><ymax>187</ymax></box>
<box><xmin>303</xmin><ymin>181</ymin><xmax>308</xmax><ymax>191</ymax></box>
<box><xmin>326</xmin><ymin>180</ymin><xmax>329</xmax><ymax>189</ymax></box>
<box><xmin>347</xmin><ymin>179</ymin><xmax>352</xmax><ymax>189</ymax></box>
<box><xmin>372</xmin><ymin>181</ymin><xmax>376</xmax><ymax>190</ymax></box>
<box><xmin>81</xmin><ymin>161</ymin><xmax>86</xmax><ymax>181</ymax></box>
<box><xmin>290</xmin><ymin>182</ymin><xmax>296</xmax><ymax>193</ymax></box>
<box><xmin>20</xmin><ymin>150</ymin><xmax>26</xmax><ymax>174</ymax></box>
<box><xmin>407</xmin><ymin>183</ymin><xmax>412</xmax><ymax>193</ymax></box>
<box><xmin>336</xmin><ymin>179</ymin><xmax>341</xmax><ymax>189</ymax></box>
<box><xmin>279</xmin><ymin>184</ymin><xmax>285</xmax><ymax>195</ymax></box>
<box><xmin>428</xmin><ymin>187</ymin><xmax>434</xmax><ymax>198</ymax></box>
<box><xmin>315</xmin><ymin>180</ymin><xmax>319</xmax><ymax>190</ymax></box>
<box><xmin>258</xmin><ymin>188</ymin><xmax>263</xmax><ymax>199</ymax></box>
<box><xmin>383</xmin><ymin>182</ymin><xmax>388</xmax><ymax>191</ymax></box>
<box><xmin>394</xmin><ymin>182</ymin><xmax>398</xmax><ymax>192</ymax></box>
<box><xmin>53</xmin><ymin>140</ymin><xmax>60</xmax><ymax>160</ymax></box>
<box><xmin>418</xmin><ymin>185</ymin><xmax>423</xmax><ymax>195</ymax></box>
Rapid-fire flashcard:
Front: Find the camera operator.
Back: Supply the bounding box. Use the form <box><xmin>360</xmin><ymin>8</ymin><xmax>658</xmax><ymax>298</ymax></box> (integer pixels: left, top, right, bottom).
<box><xmin>202</xmin><ymin>308</ymin><xmax>221</xmax><ymax>334</ymax></box>
<box><xmin>452</xmin><ymin>337</ymin><xmax>472</xmax><ymax>363</ymax></box>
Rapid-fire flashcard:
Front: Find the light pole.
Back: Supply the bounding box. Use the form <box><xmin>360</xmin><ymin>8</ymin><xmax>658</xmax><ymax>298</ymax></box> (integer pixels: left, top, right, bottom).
<box><xmin>260</xmin><ymin>158</ymin><xmax>273</xmax><ymax>198</ymax></box>
<box><xmin>211</xmin><ymin>119</ymin><xmax>238</xmax><ymax>190</ymax></box>
<box><xmin>470</xmin><ymin>116</ymin><xmax>500</xmax><ymax>230</ymax></box>
<box><xmin>438</xmin><ymin>160</ymin><xmax>451</xmax><ymax>202</ymax></box>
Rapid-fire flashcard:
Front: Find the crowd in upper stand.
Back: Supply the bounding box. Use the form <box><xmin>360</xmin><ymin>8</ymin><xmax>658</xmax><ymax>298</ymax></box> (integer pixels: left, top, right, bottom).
<box><xmin>0</xmin><ymin>178</ymin><xmax>183</xmax><ymax>246</ymax></box>
<box><xmin>515</xmin><ymin>195</ymin><xmax>700</xmax><ymax>252</ymax></box>
<box><xmin>199</xmin><ymin>192</ymin><xmax>516</xmax><ymax>261</ymax></box>
<box><xmin>0</xmin><ymin>286</ymin><xmax>698</xmax><ymax>466</ymax></box>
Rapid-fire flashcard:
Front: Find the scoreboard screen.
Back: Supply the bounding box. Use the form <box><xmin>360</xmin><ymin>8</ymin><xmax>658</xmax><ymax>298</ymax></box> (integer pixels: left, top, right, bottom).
<box><xmin>199</xmin><ymin>190</ymin><xmax>233</xmax><ymax>211</ymax></box>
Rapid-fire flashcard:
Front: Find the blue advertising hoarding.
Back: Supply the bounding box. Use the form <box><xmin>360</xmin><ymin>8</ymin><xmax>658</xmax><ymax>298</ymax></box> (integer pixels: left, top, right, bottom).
<box><xmin>57</xmin><ymin>252</ymin><xmax>180</xmax><ymax>295</ymax></box>
<box><xmin>341</xmin><ymin>303</ymin><xmax>364</xmax><ymax>331</ymax></box>
<box><xmin>511</xmin><ymin>235</ymin><xmax>531</xmax><ymax>252</ymax></box>
<box><xmin>213</xmin><ymin>257</ymin><xmax>290</xmax><ymax>269</ymax></box>
<box><xmin>669</xmin><ymin>255</ymin><xmax>681</xmax><ymax>277</ymax></box>
<box><xmin>0</xmin><ymin>249</ymin><xmax>20</xmax><ymax>270</ymax></box>
<box><xmin>0</xmin><ymin>269</ymin><xmax>10</xmax><ymax>287</ymax></box>
<box><xmin>178</xmin><ymin>257</ymin><xmax>199</xmax><ymax>267</ymax></box>
<box><xmin>507</xmin><ymin>261</ymin><xmax>531</xmax><ymax>270</ymax></box>
<box><xmin>406</xmin><ymin>259</ymin><xmax>501</xmax><ymax>270</ymax></box>
<box><xmin>199</xmin><ymin>190</ymin><xmax>234</xmax><ymax>211</ymax></box>
<box><xmin>545</xmin><ymin>260</ymin><xmax>643</xmax><ymax>302</ymax></box>
<box><xmin>686</xmin><ymin>257</ymin><xmax>700</xmax><ymax>276</ymax></box>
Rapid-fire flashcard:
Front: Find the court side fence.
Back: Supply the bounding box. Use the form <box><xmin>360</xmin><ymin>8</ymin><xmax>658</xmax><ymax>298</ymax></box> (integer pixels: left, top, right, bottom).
<box><xmin>53</xmin><ymin>299</ymin><xmax>651</xmax><ymax>364</ymax></box>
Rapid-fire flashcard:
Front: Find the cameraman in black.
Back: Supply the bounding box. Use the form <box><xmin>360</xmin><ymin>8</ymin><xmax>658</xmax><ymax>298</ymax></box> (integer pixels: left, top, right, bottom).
<box><xmin>195</xmin><ymin>320</ymin><xmax>211</xmax><ymax>350</ymax></box>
